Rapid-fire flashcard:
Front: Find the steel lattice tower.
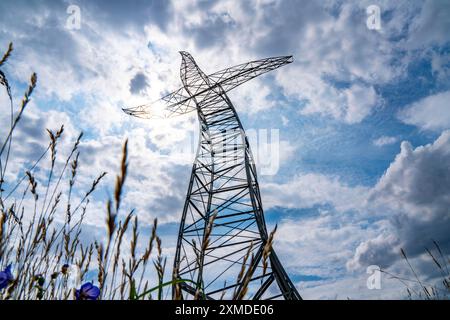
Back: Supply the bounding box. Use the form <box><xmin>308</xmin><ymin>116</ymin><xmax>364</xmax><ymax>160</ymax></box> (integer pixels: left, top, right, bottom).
<box><xmin>124</xmin><ymin>52</ymin><xmax>301</xmax><ymax>300</ymax></box>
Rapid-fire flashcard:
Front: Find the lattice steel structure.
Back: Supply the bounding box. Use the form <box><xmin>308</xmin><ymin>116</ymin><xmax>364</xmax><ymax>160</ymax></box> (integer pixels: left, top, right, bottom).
<box><xmin>123</xmin><ymin>52</ymin><xmax>301</xmax><ymax>300</ymax></box>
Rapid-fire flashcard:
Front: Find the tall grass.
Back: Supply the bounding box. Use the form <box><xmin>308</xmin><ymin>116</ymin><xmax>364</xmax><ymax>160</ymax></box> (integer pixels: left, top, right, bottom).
<box><xmin>0</xmin><ymin>42</ymin><xmax>168</xmax><ymax>300</ymax></box>
<box><xmin>381</xmin><ymin>242</ymin><xmax>450</xmax><ymax>300</ymax></box>
<box><xmin>0</xmin><ymin>42</ymin><xmax>270</xmax><ymax>300</ymax></box>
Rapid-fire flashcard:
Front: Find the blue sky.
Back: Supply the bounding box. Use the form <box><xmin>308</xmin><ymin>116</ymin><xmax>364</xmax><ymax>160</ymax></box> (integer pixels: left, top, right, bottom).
<box><xmin>0</xmin><ymin>0</ymin><xmax>449</xmax><ymax>299</ymax></box>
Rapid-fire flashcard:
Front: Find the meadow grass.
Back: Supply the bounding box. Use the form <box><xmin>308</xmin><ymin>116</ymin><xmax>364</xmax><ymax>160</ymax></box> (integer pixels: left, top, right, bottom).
<box><xmin>0</xmin><ymin>42</ymin><xmax>267</xmax><ymax>300</ymax></box>
<box><xmin>381</xmin><ymin>242</ymin><xmax>450</xmax><ymax>300</ymax></box>
<box><xmin>0</xmin><ymin>42</ymin><xmax>170</xmax><ymax>300</ymax></box>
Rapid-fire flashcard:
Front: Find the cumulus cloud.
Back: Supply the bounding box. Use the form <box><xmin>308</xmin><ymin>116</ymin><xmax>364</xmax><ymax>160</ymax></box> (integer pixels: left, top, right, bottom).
<box><xmin>398</xmin><ymin>90</ymin><xmax>450</xmax><ymax>132</ymax></box>
<box><xmin>350</xmin><ymin>131</ymin><xmax>450</xmax><ymax>269</ymax></box>
<box><xmin>156</xmin><ymin>0</ymin><xmax>415</xmax><ymax>122</ymax></box>
<box><xmin>264</xmin><ymin>131</ymin><xmax>450</xmax><ymax>294</ymax></box>
<box><xmin>372</xmin><ymin>131</ymin><xmax>450</xmax><ymax>220</ymax></box>
<box><xmin>347</xmin><ymin>233</ymin><xmax>400</xmax><ymax>271</ymax></box>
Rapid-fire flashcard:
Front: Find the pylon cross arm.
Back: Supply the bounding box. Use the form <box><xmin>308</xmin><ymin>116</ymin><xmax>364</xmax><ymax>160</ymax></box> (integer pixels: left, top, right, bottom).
<box><xmin>122</xmin><ymin>55</ymin><xmax>293</xmax><ymax>119</ymax></box>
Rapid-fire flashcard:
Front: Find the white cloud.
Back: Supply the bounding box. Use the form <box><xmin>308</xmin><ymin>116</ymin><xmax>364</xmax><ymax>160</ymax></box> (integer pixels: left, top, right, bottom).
<box><xmin>344</xmin><ymin>84</ymin><xmax>380</xmax><ymax>124</ymax></box>
<box><xmin>371</xmin><ymin>131</ymin><xmax>450</xmax><ymax>221</ymax></box>
<box><xmin>373</xmin><ymin>135</ymin><xmax>398</xmax><ymax>147</ymax></box>
<box><xmin>228</xmin><ymin>79</ymin><xmax>276</xmax><ymax>114</ymax></box>
<box><xmin>405</xmin><ymin>0</ymin><xmax>450</xmax><ymax>49</ymax></box>
<box><xmin>299</xmin><ymin>272</ymin><xmax>406</xmax><ymax>300</ymax></box>
<box><xmin>263</xmin><ymin>131</ymin><xmax>450</xmax><ymax>296</ymax></box>
<box><xmin>398</xmin><ymin>91</ymin><xmax>450</xmax><ymax>132</ymax></box>
<box><xmin>275</xmin><ymin>212</ymin><xmax>409</xmax><ymax>299</ymax></box>
<box><xmin>276</xmin><ymin>213</ymin><xmax>373</xmax><ymax>275</ymax></box>
<box><xmin>347</xmin><ymin>233</ymin><xmax>400</xmax><ymax>271</ymax></box>
<box><xmin>350</xmin><ymin>131</ymin><xmax>450</xmax><ymax>269</ymax></box>
<box><xmin>297</xmin><ymin>81</ymin><xmax>380</xmax><ymax>124</ymax></box>
<box><xmin>262</xmin><ymin>173</ymin><xmax>369</xmax><ymax>213</ymax></box>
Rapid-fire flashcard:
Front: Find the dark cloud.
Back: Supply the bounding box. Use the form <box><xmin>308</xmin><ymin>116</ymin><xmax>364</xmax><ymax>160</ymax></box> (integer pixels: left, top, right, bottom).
<box><xmin>250</xmin><ymin>0</ymin><xmax>329</xmax><ymax>56</ymax></box>
<box><xmin>0</xmin><ymin>0</ymin><xmax>173</xmax><ymax>33</ymax></box>
<box><xmin>184</xmin><ymin>12</ymin><xmax>237</xmax><ymax>50</ymax></box>
<box><xmin>0</xmin><ymin>0</ymin><xmax>97</xmax><ymax>99</ymax></box>
<box><xmin>0</xmin><ymin>1</ymin><xmax>78</xmax><ymax>60</ymax></box>
<box><xmin>79</xmin><ymin>0</ymin><xmax>173</xmax><ymax>32</ymax></box>
<box><xmin>129</xmin><ymin>72</ymin><xmax>149</xmax><ymax>94</ymax></box>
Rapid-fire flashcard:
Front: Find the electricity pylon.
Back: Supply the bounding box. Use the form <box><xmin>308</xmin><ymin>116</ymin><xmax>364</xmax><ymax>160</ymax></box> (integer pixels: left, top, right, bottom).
<box><xmin>124</xmin><ymin>52</ymin><xmax>301</xmax><ymax>300</ymax></box>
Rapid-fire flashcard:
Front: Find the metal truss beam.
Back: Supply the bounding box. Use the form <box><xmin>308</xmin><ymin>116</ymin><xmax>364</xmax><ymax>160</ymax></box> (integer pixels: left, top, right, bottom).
<box><xmin>124</xmin><ymin>51</ymin><xmax>301</xmax><ymax>300</ymax></box>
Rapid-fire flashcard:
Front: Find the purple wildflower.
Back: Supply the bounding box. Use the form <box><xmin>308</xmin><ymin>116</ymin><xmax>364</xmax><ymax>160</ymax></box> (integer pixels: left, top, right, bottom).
<box><xmin>75</xmin><ymin>282</ymin><xmax>100</xmax><ymax>300</ymax></box>
<box><xmin>0</xmin><ymin>265</ymin><xmax>14</xmax><ymax>290</ymax></box>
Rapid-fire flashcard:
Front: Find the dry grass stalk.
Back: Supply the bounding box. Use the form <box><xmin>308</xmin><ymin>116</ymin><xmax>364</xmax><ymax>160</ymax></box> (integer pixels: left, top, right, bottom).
<box><xmin>262</xmin><ymin>225</ymin><xmax>277</xmax><ymax>276</ymax></box>
<box><xmin>193</xmin><ymin>209</ymin><xmax>218</xmax><ymax>299</ymax></box>
<box><xmin>0</xmin><ymin>42</ymin><xmax>12</xmax><ymax>67</ymax></box>
<box><xmin>0</xmin><ymin>42</ymin><xmax>217</xmax><ymax>301</ymax></box>
<box><xmin>232</xmin><ymin>241</ymin><xmax>254</xmax><ymax>299</ymax></box>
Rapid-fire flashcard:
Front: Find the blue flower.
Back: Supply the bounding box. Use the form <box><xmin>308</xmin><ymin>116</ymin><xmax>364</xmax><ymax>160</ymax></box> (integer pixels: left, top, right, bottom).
<box><xmin>0</xmin><ymin>265</ymin><xmax>14</xmax><ymax>290</ymax></box>
<box><xmin>75</xmin><ymin>282</ymin><xmax>100</xmax><ymax>300</ymax></box>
